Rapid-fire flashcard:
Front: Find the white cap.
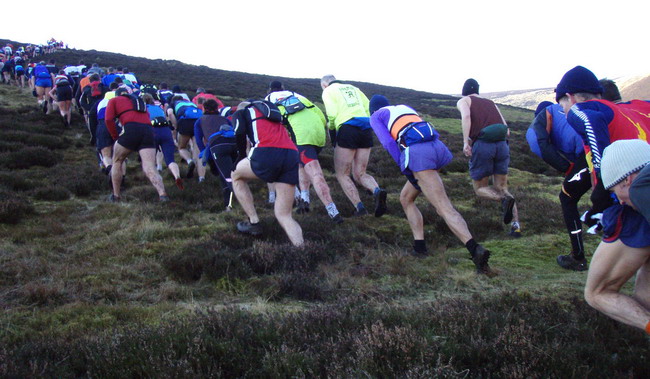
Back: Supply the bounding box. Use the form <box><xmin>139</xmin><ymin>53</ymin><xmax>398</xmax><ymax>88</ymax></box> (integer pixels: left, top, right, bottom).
<box><xmin>601</xmin><ymin>139</ymin><xmax>650</xmax><ymax>189</ymax></box>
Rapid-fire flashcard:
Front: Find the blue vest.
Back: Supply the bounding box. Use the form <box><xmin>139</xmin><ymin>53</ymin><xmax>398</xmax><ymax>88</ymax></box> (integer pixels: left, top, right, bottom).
<box><xmin>547</xmin><ymin>104</ymin><xmax>584</xmax><ymax>162</ymax></box>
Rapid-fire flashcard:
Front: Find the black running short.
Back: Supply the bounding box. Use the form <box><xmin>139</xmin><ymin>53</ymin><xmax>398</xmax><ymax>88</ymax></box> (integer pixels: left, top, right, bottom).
<box><xmin>297</xmin><ymin>145</ymin><xmax>322</xmax><ymax>166</ymax></box>
<box><xmin>250</xmin><ymin>147</ymin><xmax>299</xmax><ymax>185</ymax></box>
<box><xmin>55</xmin><ymin>85</ymin><xmax>73</xmax><ymax>101</ymax></box>
<box><xmin>336</xmin><ymin>124</ymin><xmax>373</xmax><ymax>149</ymax></box>
<box><xmin>177</xmin><ymin>118</ymin><xmax>196</xmax><ymax>137</ymax></box>
<box><xmin>117</xmin><ymin>122</ymin><xmax>155</xmax><ymax>151</ymax></box>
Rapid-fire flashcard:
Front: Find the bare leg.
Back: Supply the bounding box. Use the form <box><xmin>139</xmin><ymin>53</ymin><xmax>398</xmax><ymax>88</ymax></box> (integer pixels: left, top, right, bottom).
<box><xmin>584</xmin><ymin>239</ymin><xmax>650</xmax><ymax>331</ymax></box>
<box><xmin>177</xmin><ymin>134</ymin><xmax>193</xmax><ymax>163</ymax></box>
<box><xmin>472</xmin><ymin>176</ymin><xmax>503</xmax><ymax>201</ymax></box>
<box><xmin>100</xmin><ymin>146</ymin><xmax>113</xmax><ymax>168</ymax></box>
<box><xmin>139</xmin><ymin>148</ymin><xmax>166</xmax><ymax>196</ymax></box>
<box><xmin>303</xmin><ymin>160</ymin><xmax>334</xmax><ymax>206</ymax></box>
<box><xmin>334</xmin><ymin>146</ymin><xmax>362</xmax><ymax>206</ymax></box>
<box><xmin>232</xmin><ymin>159</ymin><xmax>260</xmax><ymax>224</ymax></box>
<box><xmin>274</xmin><ymin>182</ymin><xmax>304</xmax><ymax>247</ymax></box>
<box><xmin>399</xmin><ymin>181</ymin><xmax>424</xmax><ymax>240</ymax></box>
<box><xmin>168</xmin><ymin>162</ymin><xmax>181</xmax><ymax>180</ymax></box>
<box><xmin>416</xmin><ymin>170</ymin><xmax>473</xmax><ymax>244</ymax></box>
<box><xmin>111</xmin><ymin>143</ymin><xmax>131</xmax><ymax>198</ymax></box>
<box><xmin>351</xmin><ymin>147</ymin><xmax>379</xmax><ymax>192</ymax></box>
<box><xmin>190</xmin><ymin>137</ymin><xmax>206</xmax><ymax>179</ymax></box>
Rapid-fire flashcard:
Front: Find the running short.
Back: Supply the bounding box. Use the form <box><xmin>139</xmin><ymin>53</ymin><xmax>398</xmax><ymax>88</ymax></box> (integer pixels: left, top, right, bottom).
<box><xmin>15</xmin><ymin>70</ymin><xmax>24</xmax><ymax>77</ymax></box>
<box><xmin>153</xmin><ymin>127</ymin><xmax>176</xmax><ymax>165</ymax></box>
<box><xmin>117</xmin><ymin>122</ymin><xmax>155</xmax><ymax>151</ymax></box>
<box><xmin>35</xmin><ymin>78</ymin><xmax>52</xmax><ymax>88</ymax></box>
<box><xmin>602</xmin><ymin>204</ymin><xmax>650</xmax><ymax>248</ymax></box>
<box><xmin>400</xmin><ymin>139</ymin><xmax>452</xmax><ymax>174</ymax></box>
<box><xmin>177</xmin><ymin>118</ymin><xmax>196</xmax><ymax>137</ymax></box>
<box><xmin>297</xmin><ymin>145</ymin><xmax>322</xmax><ymax>166</ymax></box>
<box><xmin>55</xmin><ymin>85</ymin><xmax>73</xmax><ymax>101</ymax></box>
<box><xmin>336</xmin><ymin>124</ymin><xmax>373</xmax><ymax>149</ymax></box>
<box><xmin>96</xmin><ymin>120</ymin><xmax>118</xmax><ymax>150</ymax></box>
<box><xmin>468</xmin><ymin>140</ymin><xmax>510</xmax><ymax>180</ymax></box>
<box><xmin>250</xmin><ymin>147</ymin><xmax>299</xmax><ymax>185</ymax></box>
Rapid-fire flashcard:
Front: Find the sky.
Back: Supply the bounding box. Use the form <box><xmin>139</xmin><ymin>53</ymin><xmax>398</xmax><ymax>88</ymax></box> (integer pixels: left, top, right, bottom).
<box><xmin>3</xmin><ymin>0</ymin><xmax>648</xmax><ymax>95</ymax></box>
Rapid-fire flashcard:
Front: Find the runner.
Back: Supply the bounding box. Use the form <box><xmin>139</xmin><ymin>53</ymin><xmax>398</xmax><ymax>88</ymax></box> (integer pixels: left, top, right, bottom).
<box><xmin>194</xmin><ymin>99</ymin><xmax>236</xmax><ymax>210</ymax></box>
<box><xmin>231</xmin><ymin>100</ymin><xmax>303</xmax><ymax>246</ymax></box>
<box><xmin>91</xmin><ymin>83</ymin><xmax>121</xmax><ymax>176</ymax></box>
<box><xmin>321</xmin><ymin>74</ymin><xmax>387</xmax><ymax>217</ymax></box>
<box><xmin>143</xmin><ymin>94</ymin><xmax>183</xmax><ymax>189</ymax></box>
<box><xmin>192</xmin><ymin>88</ymin><xmax>224</xmax><ymax>111</ymax></box>
<box><xmin>49</xmin><ymin>70</ymin><xmax>74</xmax><ymax>127</ymax></box>
<box><xmin>457</xmin><ymin>78</ymin><xmax>522</xmax><ymax>236</ymax></box>
<box><xmin>584</xmin><ymin>139</ymin><xmax>650</xmax><ymax>334</ymax></box>
<box><xmin>105</xmin><ymin>88</ymin><xmax>169</xmax><ymax>202</ymax></box>
<box><xmin>31</xmin><ymin>61</ymin><xmax>54</xmax><ymax>114</ymax></box>
<box><xmin>369</xmin><ymin>95</ymin><xmax>493</xmax><ymax>274</ymax></box>
<box><xmin>167</xmin><ymin>94</ymin><xmax>205</xmax><ymax>181</ymax></box>
<box><xmin>266</xmin><ymin>80</ymin><xmax>343</xmax><ymax>223</ymax></box>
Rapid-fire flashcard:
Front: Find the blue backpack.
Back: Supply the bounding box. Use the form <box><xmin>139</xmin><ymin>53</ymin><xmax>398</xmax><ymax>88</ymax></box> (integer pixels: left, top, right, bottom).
<box><xmin>399</xmin><ymin>121</ymin><xmax>439</xmax><ymax>148</ymax></box>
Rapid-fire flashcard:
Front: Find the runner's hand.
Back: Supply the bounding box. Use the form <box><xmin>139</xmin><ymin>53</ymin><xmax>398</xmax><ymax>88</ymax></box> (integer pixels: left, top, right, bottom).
<box><xmin>463</xmin><ymin>143</ymin><xmax>472</xmax><ymax>157</ymax></box>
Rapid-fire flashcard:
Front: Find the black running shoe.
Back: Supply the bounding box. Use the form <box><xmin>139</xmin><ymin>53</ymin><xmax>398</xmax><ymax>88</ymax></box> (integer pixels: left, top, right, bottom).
<box><xmin>353</xmin><ymin>207</ymin><xmax>368</xmax><ymax>217</ymax></box>
<box><xmin>331</xmin><ymin>214</ymin><xmax>344</xmax><ymax>224</ymax></box>
<box><xmin>471</xmin><ymin>245</ymin><xmax>492</xmax><ymax>275</ymax></box>
<box><xmin>159</xmin><ymin>195</ymin><xmax>170</xmax><ymax>202</ymax></box>
<box><xmin>501</xmin><ymin>195</ymin><xmax>515</xmax><ymax>224</ymax></box>
<box><xmin>374</xmin><ymin>189</ymin><xmax>387</xmax><ymax>217</ymax></box>
<box><xmin>108</xmin><ymin>194</ymin><xmax>121</xmax><ymax>203</ymax></box>
<box><xmin>296</xmin><ymin>199</ymin><xmax>310</xmax><ymax>214</ymax></box>
<box><xmin>186</xmin><ymin>161</ymin><xmax>196</xmax><ymax>179</ymax></box>
<box><xmin>237</xmin><ymin>221</ymin><xmax>263</xmax><ymax>236</ymax></box>
<box><xmin>557</xmin><ymin>254</ymin><xmax>588</xmax><ymax>271</ymax></box>
<box><xmin>409</xmin><ymin>250</ymin><xmax>430</xmax><ymax>259</ymax></box>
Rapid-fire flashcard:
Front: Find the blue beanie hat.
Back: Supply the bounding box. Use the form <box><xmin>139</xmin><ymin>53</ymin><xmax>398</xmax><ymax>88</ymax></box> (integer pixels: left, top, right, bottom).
<box><xmin>369</xmin><ymin>95</ymin><xmax>390</xmax><ymax>115</ymax></box>
<box><xmin>554</xmin><ymin>66</ymin><xmax>603</xmax><ymax>102</ymax></box>
<box><xmin>534</xmin><ymin>101</ymin><xmax>553</xmax><ymax>117</ymax></box>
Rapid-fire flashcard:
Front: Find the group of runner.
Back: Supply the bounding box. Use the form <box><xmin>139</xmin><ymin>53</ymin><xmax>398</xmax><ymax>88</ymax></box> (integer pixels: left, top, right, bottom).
<box><xmin>10</xmin><ymin>47</ymin><xmax>650</xmax><ymax>335</ymax></box>
<box><xmin>1</xmin><ymin>40</ymin><xmax>64</xmax><ymax>87</ymax></box>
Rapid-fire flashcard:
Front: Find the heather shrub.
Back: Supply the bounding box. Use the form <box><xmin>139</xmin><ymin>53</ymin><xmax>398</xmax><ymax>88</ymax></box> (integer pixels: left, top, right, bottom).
<box><xmin>33</xmin><ymin>186</ymin><xmax>71</xmax><ymax>201</ymax></box>
<box><xmin>0</xmin><ymin>189</ymin><xmax>34</xmax><ymax>224</ymax></box>
<box><xmin>0</xmin><ymin>146</ymin><xmax>61</xmax><ymax>169</ymax></box>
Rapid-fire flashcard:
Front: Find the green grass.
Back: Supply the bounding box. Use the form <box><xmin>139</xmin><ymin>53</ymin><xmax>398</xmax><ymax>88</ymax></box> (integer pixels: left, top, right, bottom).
<box><xmin>0</xmin><ymin>54</ymin><xmax>648</xmax><ymax>378</ymax></box>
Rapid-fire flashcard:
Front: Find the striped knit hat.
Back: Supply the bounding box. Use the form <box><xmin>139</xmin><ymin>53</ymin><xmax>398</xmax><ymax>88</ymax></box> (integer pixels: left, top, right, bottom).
<box><xmin>601</xmin><ymin>139</ymin><xmax>650</xmax><ymax>189</ymax></box>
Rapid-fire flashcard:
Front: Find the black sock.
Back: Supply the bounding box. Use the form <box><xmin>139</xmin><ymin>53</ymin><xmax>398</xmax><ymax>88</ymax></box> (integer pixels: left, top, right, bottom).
<box><xmin>465</xmin><ymin>238</ymin><xmax>478</xmax><ymax>256</ymax></box>
<box><xmin>414</xmin><ymin>240</ymin><xmax>427</xmax><ymax>254</ymax></box>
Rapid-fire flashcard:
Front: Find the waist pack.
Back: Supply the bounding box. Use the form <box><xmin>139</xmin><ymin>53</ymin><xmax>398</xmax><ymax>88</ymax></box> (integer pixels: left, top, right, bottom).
<box><xmin>477</xmin><ymin>123</ymin><xmax>508</xmax><ymax>142</ymax></box>
<box><xmin>398</xmin><ymin>121</ymin><xmax>439</xmax><ymax>148</ymax></box>
<box><xmin>151</xmin><ymin>116</ymin><xmax>170</xmax><ymax>127</ymax></box>
<box><xmin>276</xmin><ymin>94</ymin><xmax>309</xmax><ymax>115</ymax></box>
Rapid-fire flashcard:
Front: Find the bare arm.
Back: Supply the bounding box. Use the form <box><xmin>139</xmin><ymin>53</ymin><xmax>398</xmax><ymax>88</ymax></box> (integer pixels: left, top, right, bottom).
<box><xmin>457</xmin><ymin>97</ymin><xmax>473</xmax><ymax>157</ymax></box>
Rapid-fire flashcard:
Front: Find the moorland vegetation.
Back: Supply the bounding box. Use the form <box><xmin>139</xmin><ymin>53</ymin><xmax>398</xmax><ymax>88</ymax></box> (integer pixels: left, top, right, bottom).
<box><xmin>0</xmin><ymin>41</ymin><xmax>648</xmax><ymax>377</ymax></box>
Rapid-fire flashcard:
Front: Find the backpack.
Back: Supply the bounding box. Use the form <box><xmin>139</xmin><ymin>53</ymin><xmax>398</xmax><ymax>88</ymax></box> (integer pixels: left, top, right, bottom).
<box><xmin>248</xmin><ymin>100</ymin><xmax>282</xmax><ymax>123</ymax></box>
<box><xmin>158</xmin><ymin>89</ymin><xmax>173</xmax><ymax>104</ymax></box>
<box><xmin>140</xmin><ymin>84</ymin><xmax>159</xmax><ymax>101</ymax></box>
<box><xmin>89</xmin><ymin>81</ymin><xmax>104</xmax><ymax>97</ymax></box>
<box><xmin>275</xmin><ymin>94</ymin><xmax>309</xmax><ymax>115</ymax></box>
<box><xmin>174</xmin><ymin>101</ymin><xmax>203</xmax><ymax>120</ymax></box>
<box><xmin>34</xmin><ymin>65</ymin><xmax>50</xmax><ymax>79</ymax></box>
<box><xmin>116</xmin><ymin>94</ymin><xmax>147</xmax><ymax>118</ymax></box>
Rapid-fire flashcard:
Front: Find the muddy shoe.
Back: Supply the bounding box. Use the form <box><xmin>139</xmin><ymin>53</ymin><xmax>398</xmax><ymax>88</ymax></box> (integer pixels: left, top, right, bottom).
<box><xmin>331</xmin><ymin>213</ymin><xmax>344</xmax><ymax>224</ymax></box>
<box><xmin>237</xmin><ymin>221</ymin><xmax>262</xmax><ymax>236</ymax></box>
<box><xmin>472</xmin><ymin>245</ymin><xmax>492</xmax><ymax>275</ymax></box>
<box><xmin>186</xmin><ymin>161</ymin><xmax>196</xmax><ymax>179</ymax></box>
<box><xmin>501</xmin><ymin>195</ymin><xmax>515</xmax><ymax>224</ymax></box>
<box><xmin>557</xmin><ymin>254</ymin><xmax>588</xmax><ymax>271</ymax></box>
<box><xmin>374</xmin><ymin>189</ymin><xmax>387</xmax><ymax>217</ymax></box>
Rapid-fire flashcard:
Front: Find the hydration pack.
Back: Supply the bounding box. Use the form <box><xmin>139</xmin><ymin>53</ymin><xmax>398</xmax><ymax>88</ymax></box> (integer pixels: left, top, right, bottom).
<box><xmin>398</xmin><ymin>121</ymin><xmax>439</xmax><ymax>148</ymax></box>
<box><xmin>116</xmin><ymin>93</ymin><xmax>147</xmax><ymax>118</ymax></box>
<box><xmin>248</xmin><ymin>100</ymin><xmax>282</xmax><ymax>123</ymax></box>
<box><xmin>275</xmin><ymin>94</ymin><xmax>308</xmax><ymax>115</ymax></box>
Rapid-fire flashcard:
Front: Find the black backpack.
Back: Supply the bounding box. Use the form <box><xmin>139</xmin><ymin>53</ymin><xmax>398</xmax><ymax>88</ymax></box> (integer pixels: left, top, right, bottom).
<box><xmin>116</xmin><ymin>93</ymin><xmax>147</xmax><ymax>118</ymax></box>
<box><xmin>275</xmin><ymin>93</ymin><xmax>309</xmax><ymax>115</ymax></box>
<box><xmin>247</xmin><ymin>100</ymin><xmax>282</xmax><ymax>123</ymax></box>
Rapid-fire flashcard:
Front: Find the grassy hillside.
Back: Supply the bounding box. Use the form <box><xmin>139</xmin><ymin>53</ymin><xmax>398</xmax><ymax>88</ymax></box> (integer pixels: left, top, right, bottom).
<box><xmin>0</xmin><ymin>46</ymin><xmax>648</xmax><ymax>377</ymax></box>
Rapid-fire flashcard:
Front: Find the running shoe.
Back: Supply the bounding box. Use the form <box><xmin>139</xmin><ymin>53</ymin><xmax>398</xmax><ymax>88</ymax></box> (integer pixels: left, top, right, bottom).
<box><xmin>374</xmin><ymin>189</ymin><xmax>387</xmax><ymax>217</ymax></box>
<box><xmin>331</xmin><ymin>213</ymin><xmax>344</xmax><ymax>224</ymax></box>
<box><xmin>501</xmin><ymin>195</ymin><xmax>515</xmax><ymax>224</ymax></box>
<box><xmin>186</xmin><ymin>161</ymin><xmax>196</xmax><ymax>179</ymax></box>
<box><xmin>409</xmin><ymin>250</ymin><xmax>430</xmax><ymax>259</ymax></box>
<box><xmin>556</xmin><ymin>254</ymin><xmax>588</xmax><ymax>271</ymax></box>
<box><xmin>237</xmin><ymin>221</ymin><xmax>263</xmax><ymax>236</ymax></box>
<box><xmin>353</xmin><ymin>207</ymin><xmax>368</xmax><ymax>217</ymax></box>
<box><xmin>471</xmin><ymin>245</ymin><xmax>492</xmax><ymax>275</ymax></box>
<box><xmin>108</xmin><ymin>194</ymin><xmax>121</xmax><ymax>203</ymax></box>
<box><xmin>159</xmin><ymin>195</ymin><xmax>170</xmax><ymax>202</ymax></box>
<box><xmin>175</xmin><ymin>178</ymin><xmax>184</xmax><ymax>190</ymax></box>
<box><xmin>296</xmin><ymin>199</ymin><xmax>310</xmax><ymax>214</ymax></box>
<box><xmin>509</xmin><ymin>222</ymin><xmax>522</xmax><ymax>238</ymax></box>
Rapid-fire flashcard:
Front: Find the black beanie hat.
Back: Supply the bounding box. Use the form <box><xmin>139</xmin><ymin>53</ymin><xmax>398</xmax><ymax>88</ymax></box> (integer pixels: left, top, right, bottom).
<box><xmin>554</xmin><ymin>66</ymin><xmax>603</xmax><ymax>102</ymax></box>
<box><xmin>462</xmin><ymin>79</ymin><xmax>479</xmax><ymax>96</ymax></box>
<box><xmin>269</xmin><ymin>80</ymin><xmax>283</xmax><ymax>91</ymax></box>
<box><xmin>172</xmin><ymin>85</ymin><xmax>182</xmax><ymax>93</ymax></box>
<box><xmin>369</xmin><ymin>95</ymin><xmax>390</xmax><ymax>115</ymax></box>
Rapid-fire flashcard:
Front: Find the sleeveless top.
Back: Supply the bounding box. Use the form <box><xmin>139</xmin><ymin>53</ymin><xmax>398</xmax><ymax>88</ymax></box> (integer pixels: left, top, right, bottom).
<box><xmin>469</xmin><ymin>96</ymin><xmax>503</xmax><ymax>140</ymax></box>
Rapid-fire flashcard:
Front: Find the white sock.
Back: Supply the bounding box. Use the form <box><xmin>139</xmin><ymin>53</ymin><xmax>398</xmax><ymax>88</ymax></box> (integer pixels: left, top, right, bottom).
<box><xmin>300</xmin><ymin>190</ymin><xmax>310</xmax><ymax>203</ymax></box>
<box><xmin>326</xmin><ymin>202</ymin><xmax>339</xmax><ymax>218</ymax></box>
<box><xmin>268</xmin><ymin>191</ymin><xmax>276</xmax><ymax>204</ymax></box>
